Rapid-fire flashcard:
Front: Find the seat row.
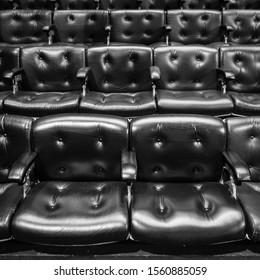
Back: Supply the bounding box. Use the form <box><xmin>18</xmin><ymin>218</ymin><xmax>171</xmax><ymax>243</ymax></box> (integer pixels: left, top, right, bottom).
<box><xmin>2</xmin><ymin>9</ymin><xmax>260</xmax><ymax>46</ymax></box>
<box><xmin>1</xmin><ymin>113</ymin><xmax>260</xmax><ymax>246</ymax></box>
<box><xmin>1</xmin><ymin>0</ymin><xmax>259</xmax><ymax>11</ymax></box>
<box><xmin>1</xmin><ymin>45</ymin><xmax>259</xmax><ymax>117</ymax></box>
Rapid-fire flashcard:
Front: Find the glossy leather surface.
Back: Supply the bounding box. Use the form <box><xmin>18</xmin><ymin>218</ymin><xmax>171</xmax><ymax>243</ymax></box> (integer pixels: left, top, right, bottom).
<box><xmin>225</xmin><ymin>0</ymin><xmax>260</xmax><ymax>9</ymax></box>
<box><xmin>0</xmin><ymin>10</ymin><xmax>51</xmax><ymax>45</ymax></box>
<box><xmin>140</xmin><ymin>0</ymin><xmax>179</xmax><ymax>9</ymax></box>
<box><xmin>110</xmin><ymin>10</ymin><xmax>165</xmax><ymax>45</ymax></box>
<box><xmin>99</xmin><ymin>0</ymin><xmax>139</xmax><ymax>10</ymax></box>
<box><xmin>53</xmin><ymin>10</ymin><xmax>108</xmax><ymax>45</ymax></box>
<box><xmin>131</xmin><ymin>182</ymin><xmax>246</xmax><ymax>244</ymax></box>
<box><xmin>12</xmin><ymin>181</ymin><xmax>128</xmax><ymax>245</ymax></box>
<box><xmin>80</xmin><ymin>91</ymin><xmax>156</xmax><ymax>117</ymax></box>
<box><xmin>182</xmin><ymin>0</ymin><xmax>220</xmax><ymax>9</ymax></box>
<box><xmin>130</xmin><ymin>115</ymin><xmax>226</xmax><ymax>182</ymax></box>
<box><xmin>156</xmin><ymin>89</ymin><xmax>233</xmax><ymax>116</ymax></box>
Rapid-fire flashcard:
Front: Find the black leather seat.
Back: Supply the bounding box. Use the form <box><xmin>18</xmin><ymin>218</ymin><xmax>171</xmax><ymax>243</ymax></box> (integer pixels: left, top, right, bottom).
<box><xmin>98</xmin><ymin>0</ymin><xmax>139</xmax><ymax>10</ymax></box>
<box><xmin>220</xmin><ymin>46</ymin><xmax>260</xmax><ymax>116</ymax></box>
<box><xmin>225</xmin><ymin>0</ymin><xmax>260</xmax><ymax>9</ymax></box>
<box><xmin>52</xmin><ymin>0</ymin><xmax>97</xmax><ymax>10</ymax></box>
<box><xmin>12</xmin><ymin>114</ymin><xmax>129</xmax><ymax>246</ymax></box>
<box><xmin>130</xmin><ymin>115</ymin><xmax>246</xmax><ymax>245</ymax></box>
<box><xmin>139</xmin><ymin>0</ymin><xmax>180</xmax><ymax>9</ymax></box>
<box><xmin>79</xmin><ymin>46</ymin><xmax>156</xmax><ymax>117</ymax></box>
<box><xmin>226</xmin><ymin>117</ymin><xmax>260</xmax><ymax>242</ymax></box>
<box><xmin>8</xmin><ymin>0</ymin><xmax>54</xmax><ymax>9</ymax></box>
<box><xmin>154</xmin><ymin>46</ymin><xmax>234</xmax><ymax>116</ymax></box>
<box><xmin>0</xmin><ymin>114</ymin><xmax>33</xmax><ymax>241</ymax></box>
<box><xmin>182</xmin><ymin>0</ymin><xmax>221</xmax><ymax>9</ymax></box>
<box><xmin>4</xmin><ymin>46</ymin><xmax>85</xmax><ymax>116</ymax></box>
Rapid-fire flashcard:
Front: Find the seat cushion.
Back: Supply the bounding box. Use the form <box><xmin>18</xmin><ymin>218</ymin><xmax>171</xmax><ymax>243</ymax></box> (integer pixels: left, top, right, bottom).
<box><xmin>12</xmin><ymin>181</ymin><xmax>128</xmax><ymax>245</ymax></box>
<box><xmin>4</xmin><ymin>91</ymin><xmax>80</xmax><ymax>117</ymax></box>
<box><xmin>131</xmin><ymin>182</ymin><xmax>245</xmax><ymax>245</ymax></box>
<box><xmin>228</xmin><ymin>92</ymin><xmax>260</xmax><ymax>116</ymax></box>
<box><xmin>237</xmin><ymin>182</ymin><xmax>260</xmax><ymax>242</ymax></box>
<box><xmin>0</xmin><ymin>183</ymin><xmax>23</xmax><ymax>241</ymax></box>
<box><xmin>156</xmin><ymin>89</ymin><xmax>234</xmax><ymax>116</ymax></box>
<box><xmin>79</xmin><ymin>91</ymin><xmax>156</xmax><ymax>117</ymax></box>
<box><xmin>0</xmin><ymin>91</ymin><xmax>12</xmax><ymax>114</ymax></box>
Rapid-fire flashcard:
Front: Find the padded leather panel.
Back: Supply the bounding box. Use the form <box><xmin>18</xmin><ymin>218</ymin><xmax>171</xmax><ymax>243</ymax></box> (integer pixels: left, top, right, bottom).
<box><xmin>141</xmin><ymin>0</ymin><xmax>179</xmax><ymax>9</ymax></box>
<box><xmin>130</xmin><ymin>115</ymin><xmax>226</xmax><ymax>182</ymax></box>
<box><xmin>167</xmin><ymin>10</ymin><xmax>222</xmax><ymax>45</ymax></box>
<box><xmin>4</xmin><ymin>91</ymin><xmax>80</xmax><ymax>117</ymax></box>
<box><xmin>0</xmin><ymin>47</ymin><xmax>20</xmax><ymax>91</ymax></box>
<box><xmin>237</xmin><ymin>182</ymin><xmax>260</xmax><ymax>241</ymax></box>
<box><xmin>223</xmin><ymin>10</ymin><xmax>260</xmax><ymax>44</ymax></box>
<box><xmin>32</xmin><ymin>114</ymin><xmax>128</xmax><ymax>181</ymax></box>
<box><xmin>55</xmin><ymin>0</ymin><xmax>96</xmax><ymax>9</ymax></box>
<box><xmin>53</xmin><ymin>10</ymin><xmax>108</xmax><ymax>44</ymax></box>
<box><xmin>182</xmin><ymin>0</ymin><xmax>220</xmax><ymax>9</ymax></box>
<box><xmin>12</xmin><ymin>181</ymin><xmax>128</xmax><ymax>245</ymax></box>
<box><xmin>0</xmin><ymin>114</ymin><xmax>32</xmax><ymax>183</ymax></box>
<box><xmin>87</xmin><ymin>46</ymin><xmax>152</xmax><ymax>93</ymax></box>
<box><xmin>131</xmin><ymin>182</ymin><xmax>246</xmax><ymax>244</ymax></box>
<box><xmin>12</xmin><ymin>0</ymin><xmax>53</xmax><ymax>9</ymax></box>
<box><xmin>154</xmin><ymin>46</ymin><xmax>218</xmax><ymax>91</ymax></box>
<box><xmin>21</xmin><ymin>46</ymin><xmax>85</xmax><ymax>92</ymax></box>
<box><xmin>226</xmin><ymin>117</ymin><xmax>260</xmax><ymax>181</ymax></box>
<box><xmin>156</xmin><ymin>89</ymin><xmax>234</xmax><ymax>116</ymax></box>
<box><xmin>110</xmin><ymin>10</ymin><xmax>165</xmax><ymax>45</ymax></box>
<box><xmin>0</xmin><ymin>91</ymin><xmax>11</xmax><ymax>113</ymax></box>
<box><xmin>0</xmin><ymin>182</ymin><xmax>23</xmax><ymax>240</ymax></box>
<box><xmin>99</xmin><ymin>0</ymin><xmax>138</xmax><ymax>10</ymax></box>
<box><xmin>0</xmin><ymin>10</ymin><xmax>51</xmax><ymax>44</ymax></box>
<box><xmin>225</xmin><ymin>0</ymin><xmax>260</xmax><ymax>9</ymax></box>
<box><xmin>220</xmin><ymin>46</ymin><xmax>260</xmax><ymax>93</ymax></box>
<box><xmin>80</xmin><ymin>91</ymin><xmax>156</xmax><ymax>117</ymax></box>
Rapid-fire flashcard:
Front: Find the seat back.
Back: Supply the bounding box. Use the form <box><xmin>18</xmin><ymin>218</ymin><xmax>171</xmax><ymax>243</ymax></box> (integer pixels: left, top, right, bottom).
<box><xmin>182</xmin><ymin>0</ymin><xmax>220</xmax><ymax>9</ymax></box>
<box><xmin>225</xmin><ymin>0</ymin><xmax>260</xmax><ymax>9</ymax></box>
<box><xmin>54</xmin><ymin>0</ymin><xmax>96</xmax><ymax>9</ymax></box>
<box><xmin>87</xmin><ymin>46</ymin><xmax>152</xmax><ymax>93</ymax></box>
<box><xmin>220</xmin><ymin>46</ymin><xmax>260</xmax><ymax>93</ymax></box>
<box><xmin>0</xmin><ymin>114</ymin><xmax>32</xmax><ymax>183</ymax></box>
<box><xmin>140</xmin><ymin>0</ymin><xmax>179</xmax><ymax>9</ymax></box>
<box><xmin>223</xmin><ymin>10</ymin><xmax>260</xmax><ymax>44</ymax></box>
<box><xmin>0</xmin><ymin>10</ymin><xmax>51</xmax><ymax>44</ymax></box>
<box><xmin>53</xmin><ymin>10</ymin><xmax>108</xmax><ymax>44</ymax></box>
<box><xmin>21</xmin><ymin>46</ymin><xmax>85</xmax><ymax>92</ymax></box>
<box><xmin>32</xmin><ymin>114</ymin><xmax>128</xmax><ymax>181</ymax></box>
<box><xmin>11</xmin><ymin>0</ymin><xmax>53</xmax><ymax>9</ymax></box>
<box><xmin>226</xmin><ymin>117</ymin><xmax>260</xmax><ymax>181</ymax></box>
<box><xmin>110</xmin><ymin>10</ymin><xmax>165</xmax><ymax>45</ymax></box>
<box><xmin>130</xmin><ymin>115</ymin><xmax>226</xmax><ymax>182</ymax></box>
<box><xmin>154</xmin><ymin>46</ymin><xmax>218</xmax><ymax>91</ymax></box>
<box><xmin>167</xmin><ymin>10</ymin><xmax>222</xmax><ymax>45</ymax></box>
<box><xmin>99</xmin><ymin>0</ymin><xmax>139</xmax><ymax>10</ymax></box>
<box><xmin>0</xmin><ymin>47</ymin><xmax>20</xmax><ymax>91</ymax></box>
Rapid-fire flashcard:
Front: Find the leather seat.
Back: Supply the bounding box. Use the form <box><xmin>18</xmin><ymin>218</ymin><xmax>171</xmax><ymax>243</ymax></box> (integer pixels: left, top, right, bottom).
<box><xmin>8</xmin><ymin>0</ymin><xmax>54</xmax><ymax>9</ymax></box>
<box><xmin>224</xmin><ymin>0</ymin><xmax>260</xmax><ymax>9</ymax></box>
<box><xmin>98</xmin><ymin>0</ymin><xmax>139</xmax><ymax>10</ymax></box>
<box><xmin>182</xmin><ymin>0</ymin><xmax>221</xmax><ymax>9</ymax></box>
<box><xmin>139</xmin><ymin>0</ymin><xmax>180</xmax><ymax>9</ymax></box>
<box><xmin>52</xmin><ymin>0</ymin><xmax>97</xmax><ymax>9</ymax></box>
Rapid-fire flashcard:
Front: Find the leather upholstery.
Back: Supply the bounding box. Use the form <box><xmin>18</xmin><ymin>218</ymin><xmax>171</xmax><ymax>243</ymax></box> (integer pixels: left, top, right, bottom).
<box><xmin>0</xmin><ymin>10</ymin><xmax>51</xmax><ymax>45</ymax></box>
<box><xmin>109</xmin><ymin>10</ymin><xmax>165</xmax><ymax>45</ymax></box>
<box><xmin>225</xmin><ymin>0</ymin><xmax>260</xmax><ymax>9</ymax></box>
<box><xmin>32</xmin><ymin>114</ymin><xmax>128</xmax><ymax>181</ymax></box>
<box><xmin>223</xmin><ymin>10</ymin><xmax>260</xmax><ymax>44</ymax></box>
<box><xmin>130</xmin><ymin>115</ymin><xmax>226</xmax><ymax>182</ymax></box>
<box><xmin>167</xmin><ymin>10</ymin><xmax>222</xmax><ymax>45</ymax></box>
<box><xmin>182</xmin><ymin>0</ymin><xmax>220</xmax><ymax>9</ymax></box>
<box><xmin>54</xmin><ymin>0</ymin><xmax>96</xmax><ymax>9</ymax></box>
<box><xmin>140</xmin><ymin>0</ymin><xmax>179</xmax><ymax>9</ymax></box>
<box><xmin>53</xmin><ymin>10</ymin><xmax>108</xmax><ymax>45</ymax></box>
<box><xmin>12</xmin><ymin>181</ymin><xmax>128</xmax><ymax>245</ymax></box>
<box><xmin>79</xmin><ymin>91</ymin><xmax>156</xmax><ymax>116</ymax></box>
<box><xmin>11</xmin><ymin>0</ymin><xmax>53</xmax><ymax>9</ymax></box>
<box><xmin>99</xmin><ymin>0</ymin><xmax>139</xmax><ymax>10</ymax></box>
<box><xmin>131</xmin><ymin>182</ymin><xmax>245</xmax><ymax>244</ymax></box>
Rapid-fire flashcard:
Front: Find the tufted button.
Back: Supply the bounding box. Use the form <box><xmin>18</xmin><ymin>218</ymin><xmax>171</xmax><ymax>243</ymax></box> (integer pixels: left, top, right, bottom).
<box><xmin>68</xmin><ymin>15</ymin><xmax>74</xmax><ymax>21</ymax></box>
<box><xmin>252</xmin><ymin>35</ymin><xmax>257</xmax><ymax>39</ymax></box>
<box><xmin>156</xmin><ymin>138</ymin><xmax>161</xmax><ymax>143</ymax></box>
<box><xmin>131</xmin><ymin>80</ymin><xmax>136</xmax><ymax>84</ymax></box>
<box><xmin>249</xmin><ymin>165</ymin><xmax>252</xmax><ymax>169</ymax></box>
<box><xmin>57</xmin><ymin>138</ymin><xmax>63</xmax><ymax>143</ymax></box>
<box><xmin>90</xmin><ymin>15</ymin><xmax>96</xmax><ymax>21</ymax></box>
<box><xmin>202</xmin><ymin>14</ymin><xmax>209</xmax><ymax>21</ymax></box>
<box><xmin>153</xmin><ymin>167</ymin><xmax>160</xmax><ymax>173</ymax></box>
<box><xmin>39</xmin><ymin>56</ymin><xmax>43</xmax><ymax>60</ymax></box>
<box><xmin>98</xmin><ymin>167</ymin><xmax>104</xmax><ymax>172</ymax></box>
<box><xmin>193</xmin><ymin>167</ymin><xmax>201</xmax><ymax>174</ymax></box>
<box><xmin>196</xmin><ymin>138</ymin><xmax>201</xmax><ymax>143</ymax></box>
<box><xmin>98</xmin><ymin>138</ymin><xmax>103</xmax><ymax>143</ymax></box>
<box><xmin>105</xmin><ymin>80</ymin><xmax>109</xmax><ymax>84</ymax></box>
<box><xmin>255</xmin><ymin>16</ymin><xmax>260</xmax><ymax>22</ymax></box>
<box><xmin>125</xmin><ymin>16</ymin><xmax>131</xmax><ymax>21</ymax></box>
<box><xmin>59</xmin><ymin>167</ymin><xmax>66</xmax><ymax>172</ymax></box>
<box><xmin>170</xmin><ymin>80</ymin><xmax>174</xmax><ymax>83</ymax></box>
<box><xmin>251</xmin><ymin>135</ymin><xmax>255</xmax><ymax>139</ymax></box>
<box><xmin>64</xmin><ymin>56</ymin><xmax>68</xmax><ymax>60</ymax></box>
<box><xmin>181</xmin><ymin>15</ymin><xmax>186</xmax><ymax>21</ymax></box>
<box><xmin>40</xmin><ymin>80</ymin><xmax>44</xmax><ymax>84</ymax></box>
<box><xmin>3</xmin><ymin>133</ymin><xmax>7</xmax><ymax>138</ymax></box>
<box><xmin>27</xmin><ymin>97</ymin><xmax>32</xmax><ymax>101</ymax></box>
<box><xmin>195</xmin><ymin>80</ymin><xmax>200</xmax><ymax>84</ymax></box>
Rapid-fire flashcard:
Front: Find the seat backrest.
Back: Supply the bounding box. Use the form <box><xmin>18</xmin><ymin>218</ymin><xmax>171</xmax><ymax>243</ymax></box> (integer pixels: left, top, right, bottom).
<box><xmin>182</xmin><ymin>0</ymin><xmax>220</xmax><ymax>9</ymax></box>
<box><xmin>99</xmin><ymin>0</ymin><xmax>138</xmax><ymax>10</ymax></box>
<box><xmin>21</xmin><ymin>46</ymin><xmax>85</xmax><ymax>92</ymax></box>
<box><xmin>220</xmin><ymin>46</ymin><xmax>260</xmax><ymax>93</ymax></box>
<box><xmin>0</xmin><ymin>10</ymin><xmax>51</xmax><ymax>44</ymax></box>
<box><xmin>140</xmin><ymin>0</ymin><xmax>179</xmax><ymax>9</ymax></box>
<box><xmin>32</xmin><ymin>114</ymin><xmax>128</xmax><ymax>181</ymax></box>
<box><xmin>223</xmin><ymin>10</ymin><xmax>260</xmax><ymax>44</ymax></box>
<box><xmin>130</xmin><ymin>115</ymin><xmax>226</xmax><ymax>182</ymax></box>
<box><xmin>53</xmin><ymin>10</ymin><xmax>108</xmax><ymax>44</ymax></box>
<box><xmin>12</xmin><ymin>0</ymin><xmax>53</xmax><ymax>9</ymax></box>
<box><xmin>0</xmin><ymin>114</ymin><xmax>32</xmax><ymax>183</ymax></box>
<box><xmin>110</xmin><ymin>10</ymin><xmax>165</xmax><ymax>45</ymax></box>
<box><xmin>167</xmin><ymin>10</ymin><xmax>222</xmax><ymax>45</ymax></box>
<box><xmin>87</xmin><ymin>46</ymin><xmax>152</xmax><ymax>93</ymax></box>
<box><xmin>55</xmin><ymin>0</ymin><xmax>96</xmax><ymax>9</ymax></box>
<box><xmin>0</xmin><ymin>47</ymin><xmax>20</xmax><ymax>91</ymax></box>
<box><xmin>225</xmin><ymin>0</ymin><xmax>260</xmax><ymax>9</ymax></box>
<box><xmin>226</xmin><ymin>117</ymin><xmax>260</xmax><ymax>181</ymax></box>
<box><xmin>154</xmin><ymin>46</ymin><xmax>218</xmax><ymax>91</ymax></box>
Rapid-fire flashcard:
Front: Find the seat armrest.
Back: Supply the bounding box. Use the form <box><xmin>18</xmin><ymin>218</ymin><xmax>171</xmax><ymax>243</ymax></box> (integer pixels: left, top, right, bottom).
<box><xmin>43</xmin><ymin>25</ymin><xmax>55</xmax><ymax>32</ymax></box>
<box><xmin>77</xmin><ymin>67</ymin><xmax>90</xmax><ymax>81</ymax></box>
<box><xmin>8</xmin><ymin>152</ymin><xmax>37</xmax><ymax>185</ymax></box>
<box><xmin>223</xmin><ymin>151</ymin><xmax>251</xmax><ymax>185</ymax></box>
<box><xmin>217</xmin><ymin>68</ymin><xmax>236</xmax><ymax>81</ymax></box>
<box><xmin>150</xmin><ymin>66</ymin><xmax>161</xmax><ymax>82</ymax></box>
<box><xmin>105</xmin><ymin>25</ymin><xmax>112</xmax><ymax>32</ymax></box>
<box><xmin>165</xmin><ymin>25</ymin><xmax>172</xmax><ymax>34</ymax></box>
<box><xmin>122</xmin><ymin>151</ymin><xmax>137</xmax><ymax>182</ymax></box>
<box><xmin>3</xmin><ymin>68</ymin><xmax>24</xmax><ymax>80</ymax></box>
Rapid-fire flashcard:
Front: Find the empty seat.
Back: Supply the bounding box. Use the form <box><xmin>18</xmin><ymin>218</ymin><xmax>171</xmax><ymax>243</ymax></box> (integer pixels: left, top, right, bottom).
<box><xmin>139</xmin><ymin>0</ymin><xmax>180</xmax><ymax>9</ymax></box>
<box><xmin>98</xmin><ymin>0</ymin><xmax>139</xmax><ymax>10</ymax></box>
<box><xmin>130</xmin><ymin>115</ymin><xmax>246</xmax><ymax>245</ymax></box>
<box><xmin>4</xmin><ymin>46</ymin><xmax>85</xmax><ymax>116</ymax></box>
<box><xmin>182</xmin><ymin>0</ymin><xmax>221</xmax><ymax>10</ymax></box>
<box><xmin>226</xmin><ymin>117</ymin><xmax>260</xmax><ymax>242</ymax></box>
<box><xmin>79</xmin><ymin>46</ymin><xmax>156</xmax><ymax>117</ymax></box>
<box><xmin>154</xmin><ymin>46</ymin><xmax>233</xmax><ymax>116</ymax></box>
<box><xmin>0</xmin><ymin>114</ymin><xmax>33</xmax><ymax>241</ymax></box>
<box><xmin>0</xmin><ymin>10</ymin><xmax>52</xmax><ymax>46</ymax></box>
<box><xmin>12</xmin><ymin>114</ymin><xmax>129</xmax><ymax>245</ymax></box>
<box><xmin>224</xmin><ymin>0</ymin><xmax>260</xmax><ymax>9</ymax></box>
<box><xmin>219</xmin><ymin>46</ymin><xmax>260</xmax><ymax>116</ymax></box>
